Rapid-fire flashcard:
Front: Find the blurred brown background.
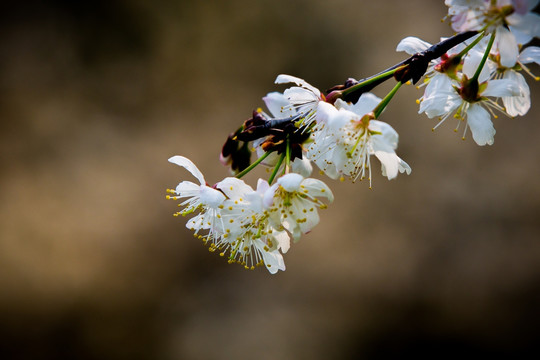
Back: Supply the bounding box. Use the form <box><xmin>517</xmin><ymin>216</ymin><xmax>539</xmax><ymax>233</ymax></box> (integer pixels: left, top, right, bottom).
<box><xmin>1</xmin><ymin>0</ymin><xmax>539</xmax><ymax>359</ymax></box>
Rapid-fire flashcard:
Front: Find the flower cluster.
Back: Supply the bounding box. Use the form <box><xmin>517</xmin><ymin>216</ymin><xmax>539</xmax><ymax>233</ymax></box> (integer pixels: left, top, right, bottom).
<box><xmin>167</xmin><ymin>156</ymin><xmax>332</xmax><ymax>274</ymax></box>
<box><xmin>402</xmin><ymin>0</ymin><xmax>540</xmax><ymax>145</ymax></box>
<box><xmin>166</xmin><ymin>1</ymin><xmax>539</xmax><ymax>273</ymax></box>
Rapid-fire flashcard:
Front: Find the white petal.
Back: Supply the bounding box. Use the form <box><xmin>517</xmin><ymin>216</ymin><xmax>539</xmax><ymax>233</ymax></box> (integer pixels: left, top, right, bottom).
<box><xmin>483</xmin><ymin>79</ymin><xmax>520</xmax><ymax>97</ymax></box>
<box><xmin>369</xmin><ymin>120</ymin><xmax>399</xmax><ymax>149</ymax></box>
<box><xmin>199</xmin><ymin>186</ymin><xmax>226</xmax><ymax>208</ymax></box>
<box><xmin>175</xmin><ymin>181</ymin><xmax>200</xmax><ymax>196</ymax></box>
<box><xmin>467</xmin><ymin>104</ymin><xmax>495</xmax><ymax>146</ymax></box>
<box><xmin>502</xmin><ymin>71</ymin><xmax>530</xmax><ymax>116</ymax></box>
<box><xmin>168</xmin><ymin>155</ymin><xmax>206</xmax><ymax>185</ymax></box>
<box><xmin>277</xmin><ymin>173</ymin><xmax>304</xmax><ymax>192</ymax></box>
<box><xmin>336</xmin><ymin>92</ymin><xmax>381</xmax><ymax>116</ymax></box>
<box><xmin>519</xmin><ymin>46</ymin><xmax>540</xmax><ymax>64</ymax></box>
<box><xmin>186</xmin><ymin>215</ymin><xmax>204</xmax><ymax>231</ymax></box>
<box><xmin>315</xmin><ymin>101</ymin><xmax>339</xmax><ymax>125</ymax></box>
<box><xmin>291</xmin><ymin>157</ymin><xmax>313</xmax><ymax>177</ymax></box>
<box><xmin>301</xmin><ymin>178</ymin><xmax>334</xmax><ymax>202</ymax></box>
<box><xmin>216</xmin><ymin>177</ymin><xmax>254</xmax><ymax>199</ymax></box>
<box><xmin>370</xmin><ymin>135</ymin><xmax>400</xmax><ymax>180</ymax></box>
<box><xmin>398</xmin><ymin>159</ymin><xmax>412</xmax><ymax>175</ymax></box>
<box><xmin>297</xmin><ymin>206</ymin><xmax>320</xmax><ymax>236</ymax></box>
<box><xmin>419</xmin><ymin>75</ymin><xmax>461</xmax><ymax>118</ymax></box>
<box><xmin>258</xmin><ymin>245</ymin><xmax>285</xmax><ymax>274</ymax></box>
<box><xmin>495</xmin><ymin>26</ymin><xmax>519</xmax><ymax>68</ymax></box>
<box><xmin>283</xmin><ymin>87</ymin><xmax>319</xmax><ymax>108</ymax></box>
<box><xmin>274</xmin><ymin>229</ymin><xmax>290</xmax><ymax>253</ymax></box>
<box><xmin>509</xmin><ymin>26</ymin><xmax>533</xmax><ymax>45</ymax></box>
<box><xmin>263</xmin><ymin>92</ymin><xmax>295</xmax><ymax>118</ymax></box>
<box><xmin>463</xmin><ymin>49</ymin><xmax>492</xmax><ymax>82</ymax></box>
<box><xmin>376</xmin><ymin>152</ymin><xmax>401</xmax><ymax>180</ymax></box>
<box><xmin>396</xmin><ymin>36</ymin><xmax>431</xmax><ymax>55</ymax></box>
<box><xmin>507</xmin><ymin>12</ymin><xmax>540</xmax><ymax>39</ymax></box>
<box><xmin>274</xmin><ymin>74</ymin><xmax>321</xmax><ymax>96</ymax></box>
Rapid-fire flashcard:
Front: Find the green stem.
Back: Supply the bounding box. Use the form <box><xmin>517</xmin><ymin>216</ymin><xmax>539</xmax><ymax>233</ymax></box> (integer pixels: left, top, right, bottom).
<box><xmin>268</xmin><ymin>152</ymin><xmax>286</xmax><ymax>185</ymax></box>
<box><xmin>456</xmin><ymin>31</ymin><xmax>486</xmax><ymax>59</ymax></box>
<box><xmin>342</xmin><ymin>66</ymin><xmax>406</xmax><ymax>97</ymax></box>
<box><xmin>284</xmin><ymin>137</ymin><xmax>291</xmax><ymax>174</ymax></box>
<box><xmin>235</xmin><ymin>150</ymin><xmax>272</xmax><ymax>179</ymax></box>
<box><xmin>471</xmin><ymin>31</ymin><xmax>495</xmax><ymax>83</ymax></box>
<box><xmin>373</xmin><ymin>81</ymin><xmax>403</xmax><ymax>119</ymax></box>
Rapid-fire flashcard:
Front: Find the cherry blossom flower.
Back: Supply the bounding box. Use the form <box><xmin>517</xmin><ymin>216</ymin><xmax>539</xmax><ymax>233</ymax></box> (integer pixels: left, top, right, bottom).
<box><xmin>446</xmin><ymin>0</ymin><xmax>540</xmax><ymax>67</ymax></box>
<box><xmin>263</xmin><ymin>173</ymin><xmax>333</xmax><ymax>241</ymax></box>
<box><xmin>418</xmin><ymin>51</ymin><xmax>520</xmax><ymax>145</ymax></box>
<box><xmin>215</xmin><ymin>178</ymin><xmax>288</xmax><ymax>273</ymax></box>
<box><xmin>307</xmin><ymin>97</ymin><xmax>411</xmax><ymax>186</ymax></box>
<box><xmin>272</xmin><ymin>74</ymin><xmax>324</xmax><ymax>128</ymax></box>
<box><xmin>167</xmin><ymin>156</ymin><xmax>227</xmax><ymax>242</ymax></box>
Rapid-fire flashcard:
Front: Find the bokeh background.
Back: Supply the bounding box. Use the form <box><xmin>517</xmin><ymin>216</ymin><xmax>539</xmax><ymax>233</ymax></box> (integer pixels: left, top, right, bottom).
<box><xmin>1</xmin><ymin>1</ymin><xmax>539</xmax><ymax>359</ymax></box>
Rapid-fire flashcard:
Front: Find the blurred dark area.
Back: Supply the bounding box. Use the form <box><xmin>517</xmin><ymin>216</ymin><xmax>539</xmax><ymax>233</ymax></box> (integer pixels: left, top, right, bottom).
<box><xmin>1</xmin><ymin>1</ymin><xmax>539</xmax><ymax>359</ymax></box>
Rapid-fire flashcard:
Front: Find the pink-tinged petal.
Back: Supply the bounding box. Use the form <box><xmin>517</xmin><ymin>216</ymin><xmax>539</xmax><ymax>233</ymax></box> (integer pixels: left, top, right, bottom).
<box><xmin>256</xmin><ymin>178</ymin><xmax>270</xmax><ymax>194</ymax></box>
<box><xmin>446</xmin><ymin>0</ymin><xmax>485</xmax><ymax>6</ymax></box>
<box><xmin>467</xmin><ymin>104</ymin><xmax>495</xmax><ymax>146</ymax></box>
<box><xmin>502</xmin><ymin>71</ymin><xmax>530</xmax><ymax>117</ymax></box>
<box><xmin>263</xmin><ymin>183</ymin><xmax>279</xmax><ymax>208</ymax></box>
<box><xmin>495</xmin><ymin>26</ymin><xmax>519</xmax><ymax>68</ymax></box>
<box><xmin>168</xmin><ymin>155</ymin><xmax>206</xmax><ymax>185</ymax></box>
<box><xmin>509</xmin><ymin>0</ymin><xmax>539</xmax><ymax>14</ymax></box>
<box><xmin>199</xmin><ymin>186</ymin><xmax>226</xmax><ymax>208</ymax></box>
<box><xmin>216</xmin><ymin>177</ymin><xmax>254</xmax><ymax>199</ymax></box>
<box><xmin>519</xmin><ymin>46</ymin><xmax>540</xmax><ymax>64</ymax></box>
<box><xmin>263</xmin><ymin>92</ymin><xmax>295</xmax><ymax>118</ymax></box>
<box><xmin>396</xmin><ymin>36</ymin><xmax>431</xmax><ymax>55</ymax></box>
<box><xmin>483</xmin><ymin>79</ymin><xmax>520</xmax><ymax>97</ymax></box>
<box><xmin>274</xmin><ymin>74</ymin><xmax>321</xmax><ymax>96</ymax></box>
<box><xmin>277</xmin><ymin>173</ymin><xmax>304</xmax><ymax>192</ymax></box>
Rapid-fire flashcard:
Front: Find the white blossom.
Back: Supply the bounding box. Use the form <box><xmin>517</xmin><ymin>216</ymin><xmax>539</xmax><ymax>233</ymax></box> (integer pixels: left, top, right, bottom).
<box><xmin>215</xmin><ymin>178</ymin><xmax>288</xmax><ymax>274</ymax></box>
<box><xmin>263</xmin><ymin>173</ymin><xmax>333</xmax><ymax>242</ymax></box>
<box><xmin>272</xmin><ymin>74</ymin><xmax>324</xmax><ymax>128</ymax></box>
<box><xmin>307</xmin><ymin>98</ymin><xmax>411</xmax><ymax>186</ymax></box>
<box><xmin>418</xmin><ymin>51</ymin><xmax>520</xmax><ymax>145</ymax></box>
<box><xmin>167</xmin><ymin>156</ymin><xmax>227</xmax><ymax>242</ymax></box>
<box><xmin>446</xmin><ymin>0</ymin><xmax>540</xmax><ymax>67</ymax></box>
